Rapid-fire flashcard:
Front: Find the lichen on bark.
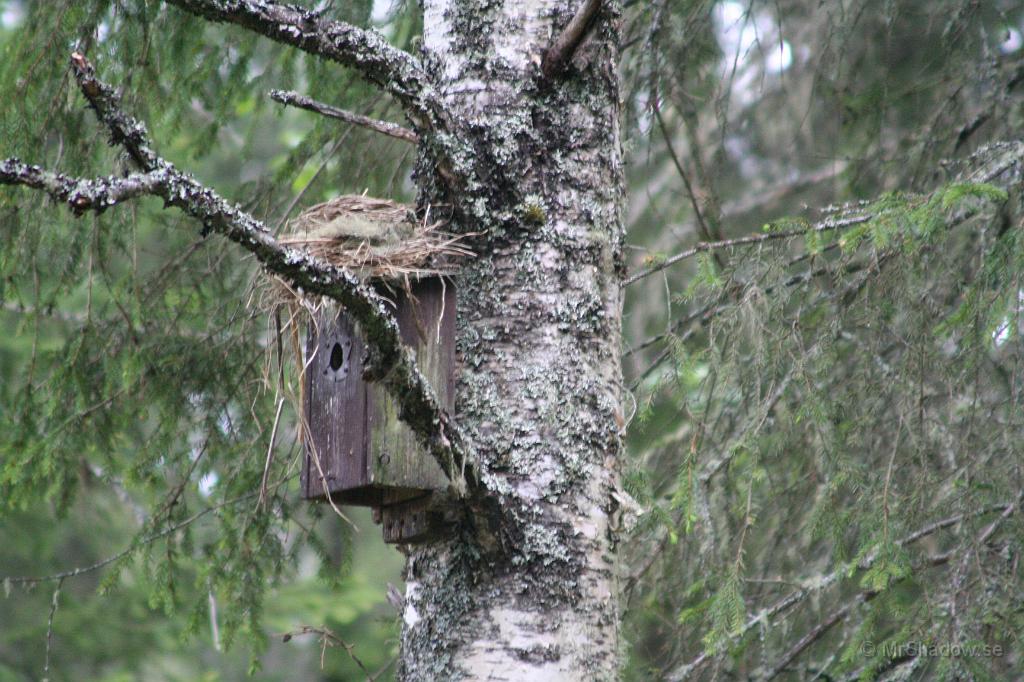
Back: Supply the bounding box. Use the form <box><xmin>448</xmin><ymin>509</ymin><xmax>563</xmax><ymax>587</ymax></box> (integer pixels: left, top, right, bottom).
<box><xmin>398</xmin><ymin>1</ymin><xmax>627</xmax><ymax>680</ymax></box>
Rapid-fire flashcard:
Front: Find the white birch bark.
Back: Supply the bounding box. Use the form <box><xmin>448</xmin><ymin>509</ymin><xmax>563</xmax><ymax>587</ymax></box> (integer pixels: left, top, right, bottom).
<box><xmin>399</xmin><ymin>1</ymin><xmax>627</xmax><ymax>679</ymax></box>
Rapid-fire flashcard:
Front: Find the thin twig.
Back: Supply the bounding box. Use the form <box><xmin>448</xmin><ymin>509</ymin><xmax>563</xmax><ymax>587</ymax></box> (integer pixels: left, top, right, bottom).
<box><xmin>881</xmin><ymin>417</ymin><xmax>904</xmax><ymax>546</ymax></box>
<box><xmin>680</xmin><ymin>103</ymin><xmax>724</xmax><ymax>243</ymax></box>
<box><xmin>280</xmin><ymin>625</ymin><xmax>377</xmax><ymax>679</ymax></box>
<box><xmin>162</xmin><ymin>1</ymin><xmax>501</xmax><ymax>203</ymax></box>
<box><xmin>270</xmin><ymin>89</ymin><xmax>418</xmax><ymax>143</ymax></box>
<box><xmin>162</xmin><ymin>0</ymin><xmax>440</xmax><ymax>128</ymax></box>
<box><xmin>208</xmin><ymin>587</ymin><xmax>222</xmax><ymax>651</ymax></box>
<box><xmin>42</xmin><ymin>578</ymin><xmax>63</xmax><ymax>680</ymax></box>
<box><xmin>256</xmin><ymin>397</ymin><xmax>286</xmax><ymax>511</ymax></box>
<box><xmin>2</xmin><ymin>478</ymin><xmax>294</xmax><ymax>585</ymax></box>
<box><xmin>651</xmin><ymin>95</ymin><xmax>718</xmax><ymax>253</ymax></box>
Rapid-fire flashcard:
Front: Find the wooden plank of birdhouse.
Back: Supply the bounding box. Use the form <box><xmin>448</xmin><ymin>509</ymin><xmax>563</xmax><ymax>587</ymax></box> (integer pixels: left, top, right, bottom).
<box><xmin>367</xmin><ymin>278</ymin><xmax>454</xmax><ymax>496</ymax></box>
<box><xmin>301</xmin><ymin>310</ymin><xmax>370</xmax><ymax>500</ymax></box>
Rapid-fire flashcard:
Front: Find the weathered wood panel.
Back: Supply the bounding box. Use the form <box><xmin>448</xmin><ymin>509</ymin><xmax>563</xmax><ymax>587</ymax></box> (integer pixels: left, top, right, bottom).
<box><xmin>301</xmin><ymin>277</ymin><xmax>454</xmax><ymax>507</ymax></box>
<box><xmin>380</xmin><ymin>497</ymin><xmax>439</xmax><ymax>544</ymax></box>
<box><xmin>368</xmin><ymin>278</ymin><xmax>454</xmax><ymax>495</ymax></box>
<box><xmin>301</xmin><ymin>310</ymin><xmax>371</xmax><ymax>501</ymax></box>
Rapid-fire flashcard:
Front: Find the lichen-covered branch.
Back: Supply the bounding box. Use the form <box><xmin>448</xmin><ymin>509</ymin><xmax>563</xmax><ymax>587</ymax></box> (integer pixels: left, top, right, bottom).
<box><xmin>71</xmin><ymin>53</ymin><xmax>160</xmax><ymax>169</ymax></box>
<box><xmin>269</xmin><ymin>89</ymin><xmax>418</xmax><ymax>143</ymax></box>
<box><xmin>158</xmin><ymin>2</ymin><xmax>493</xmax><ymax>217</ymax></box>
<box><xmin>161</xmin><ymin>0</ymin><xmax>443</xmax><ymax>130</ymax></box>
<box><xmin>0</xmin><ymin>54</ymin><xmax>479</xmax><ymax>496</ymax></box>
<box><xmin>0</xmin><ymin>161</ymin><xmax>165</xmax><ymax>213</ymax></box>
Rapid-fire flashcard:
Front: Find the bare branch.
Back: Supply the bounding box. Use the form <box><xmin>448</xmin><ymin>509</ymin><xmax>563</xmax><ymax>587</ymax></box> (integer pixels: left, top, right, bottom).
<box><xmin>43</xmin><ymin>579</ymin><xmax>62</xmax><ymax>681</ymax></box>
<box><xmin>162</xmin><ymin>0</ymin><xmax>440</xmax><ymax>128</ymax></box>
<box><xmin>679</xmin><ymin>104</ymin><xmax>724</xmax><ymax>243</ymax></box>
<box><xmin>155</xmin><ymin>4</ymin><xmax>490</xmax><ymax>207</ymax></box>
<box><xmin>722</xmin><ymin>162</ymin><xmax>848</xmax><ymax>218</ymax></box>
<box><xmin>0</xmin><ymin>54</ymin><xmax>480</xmax><ymax>496</ymax></box>
<box><xmin>542</xmin><ymin>0</ymin><xmax>602</xmax><ymax>78</ymax></box>
<box><xmin>155</xmin><ymin>4</ymin><xmax>512</xmax><ymax>220</ymax></box>
<box><xmin>762</xmin><ymin>596</ymin><xmax>864</xmax><ymax>681</ymax></box>
<box><xmin>2</xmin><ymin>485</ymin><xmax>272</xmax><ymax>585</ymax></box>
<box><xmin>652</xmin><ymin>95</ymin><xmax>720</xmax><ymax>252</ymax></box>
<box><xmin>762</xmin><ymin>498</ymin><xmax>1021</xmax><ymax>680</ymax></box>
<box><xmin>269</xmin><ymin>89</ymin><xmax>418</xmax><ymax>143</ymax></box>
<box><xmin>279</xmin><ymin>625</ymin><xmax>378</xmax><ymax>677</ymax></box>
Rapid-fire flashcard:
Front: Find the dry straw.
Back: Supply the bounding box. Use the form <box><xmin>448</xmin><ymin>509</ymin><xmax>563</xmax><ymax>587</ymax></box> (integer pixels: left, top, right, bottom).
<box><xmin>256</xmin><ymin>194</ymin><xmax>470</xmax><ymax>321</ymax></box>
<box><xmin>266</xmin><ymin>194</ymin><xmax>468</xmax><ymax>295</ymax></box>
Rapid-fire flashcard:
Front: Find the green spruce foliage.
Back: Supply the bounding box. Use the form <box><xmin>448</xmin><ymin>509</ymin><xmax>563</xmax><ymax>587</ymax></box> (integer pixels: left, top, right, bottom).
<box><xmin>1</xmin><ymin>1</ymin><xmax>411</xmax><ymax>678</ymax></box>
<box><xmin>621</xmin><ymin>0</ymin><xmax>1024</xmax><ymax>679</ymax></box>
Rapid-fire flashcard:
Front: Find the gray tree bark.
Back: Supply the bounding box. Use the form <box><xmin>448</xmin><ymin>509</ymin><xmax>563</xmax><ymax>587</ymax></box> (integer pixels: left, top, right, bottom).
<box><xmin>399</xmin><ymin>1</ymin><xmax>626</xmax><ymax>679</ymax></box>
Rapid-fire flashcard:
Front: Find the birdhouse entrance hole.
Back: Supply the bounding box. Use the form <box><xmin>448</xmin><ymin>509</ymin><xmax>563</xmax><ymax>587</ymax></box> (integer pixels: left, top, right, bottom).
<box><xmin>328</xmin><ymin>339</ymin><xmax>348</xmax><ymax>374</ymax></box>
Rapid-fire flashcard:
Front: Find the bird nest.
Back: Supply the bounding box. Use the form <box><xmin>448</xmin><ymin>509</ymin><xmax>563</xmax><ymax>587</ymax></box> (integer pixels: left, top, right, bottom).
<box><xmin>280</xmin><ymin>195</ymin><xmax>468</xmax><ymax>280</ymax></box>
<box><xmin>255</xmin><ymin>195</ymin><xmax>470</xmax><ymax>317</ymax></box>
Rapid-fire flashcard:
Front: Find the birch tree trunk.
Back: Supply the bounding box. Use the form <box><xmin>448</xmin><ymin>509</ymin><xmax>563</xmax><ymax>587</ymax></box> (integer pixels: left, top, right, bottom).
<box><xmin>399</xmin><ymin>1</ymin><xmax>626</xmax><ymax>679</ymax></box>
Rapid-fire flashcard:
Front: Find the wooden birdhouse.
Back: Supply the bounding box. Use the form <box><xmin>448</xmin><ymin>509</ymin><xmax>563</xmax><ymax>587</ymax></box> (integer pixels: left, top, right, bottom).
<box><xmin>282</xmin><ymin>196</ymin><xmax>465</xmax><ymax>544</ymax></box>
